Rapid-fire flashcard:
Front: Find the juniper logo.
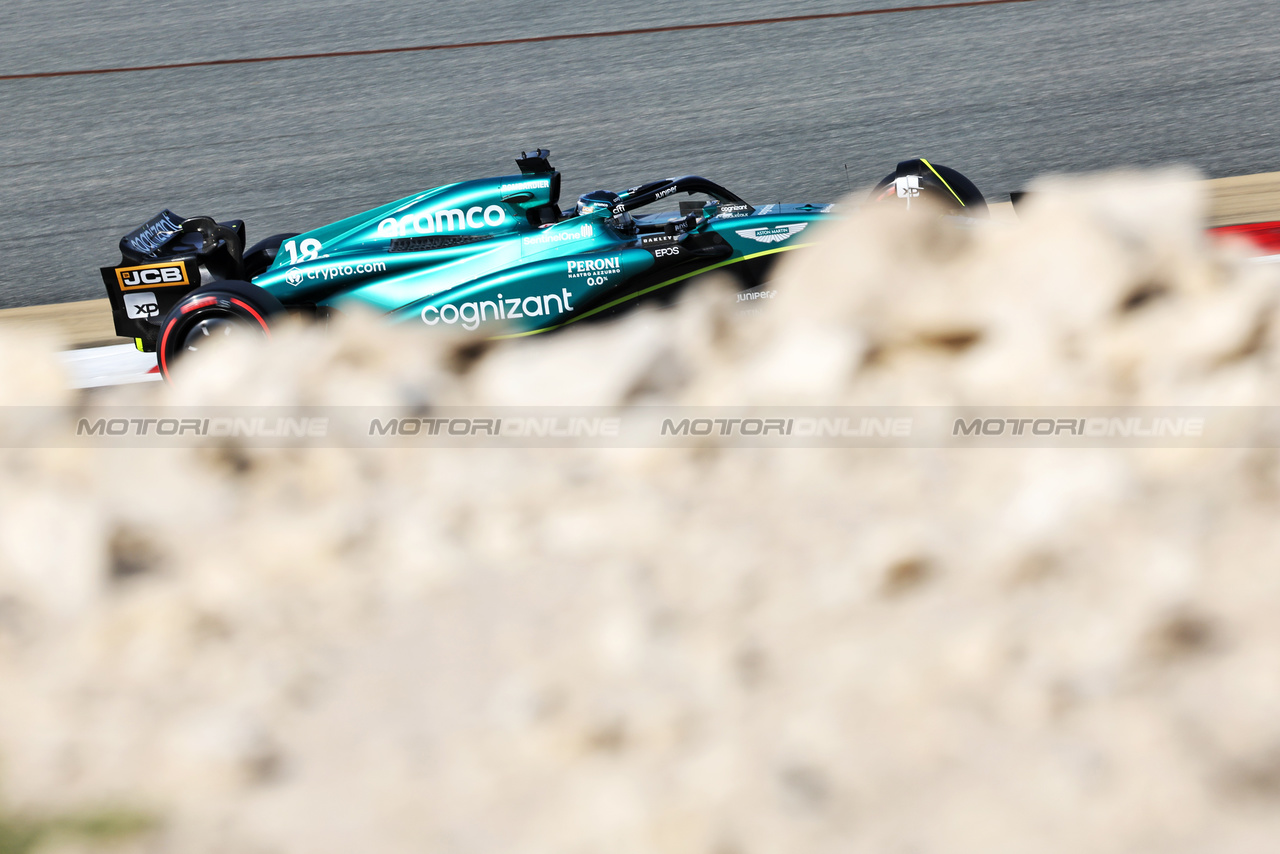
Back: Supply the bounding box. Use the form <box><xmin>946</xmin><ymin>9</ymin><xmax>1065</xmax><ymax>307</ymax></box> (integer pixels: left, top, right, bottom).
<box><xmin>735</xmin><ymin>223</ymin><xmax>808</xmax><ymax>244</ymax></box>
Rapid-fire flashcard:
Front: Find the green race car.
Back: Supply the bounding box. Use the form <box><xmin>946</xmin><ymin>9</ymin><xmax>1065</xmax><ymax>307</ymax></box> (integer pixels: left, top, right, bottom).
<box><xmin>100</xmin><ymin>150</ymin><xmax>986</xmax><ymax>381</ymax></box>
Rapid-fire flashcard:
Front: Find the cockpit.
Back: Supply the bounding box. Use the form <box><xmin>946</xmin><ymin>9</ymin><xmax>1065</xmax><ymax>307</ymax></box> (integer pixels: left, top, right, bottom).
<box><xmin>569</xmin><ymin>175</ymin><xmax>754</xmax><ymax>237</ymax></box>
<box><xmin>514</xmin><ymin>148</ymin><xmax>755</xmax><ymax>237</ymax></box>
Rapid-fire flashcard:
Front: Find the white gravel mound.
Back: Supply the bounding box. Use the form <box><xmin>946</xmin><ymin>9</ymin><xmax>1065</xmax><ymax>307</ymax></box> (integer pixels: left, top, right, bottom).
<box><xmin>3</xmin><ymin>172</ymin><xmax>1280</xmax><ymax>854</ymax></box>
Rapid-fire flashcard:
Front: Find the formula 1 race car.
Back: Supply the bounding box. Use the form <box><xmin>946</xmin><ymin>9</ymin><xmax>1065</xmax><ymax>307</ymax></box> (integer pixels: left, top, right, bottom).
<box><xmin>100</xmin><ymin>150</ymin><xmax>987</xmax><ymax>381</ymax></box>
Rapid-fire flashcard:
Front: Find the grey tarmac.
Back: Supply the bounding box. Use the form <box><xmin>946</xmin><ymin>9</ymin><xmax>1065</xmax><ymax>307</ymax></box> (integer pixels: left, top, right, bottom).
<box><xmin>1</xmin><ymin>0</ymin><xmax>1278</xmax><ymax>308</ymax></box>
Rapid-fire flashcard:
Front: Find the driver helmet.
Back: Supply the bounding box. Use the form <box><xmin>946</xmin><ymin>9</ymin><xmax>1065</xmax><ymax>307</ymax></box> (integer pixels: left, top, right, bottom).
<box><xmin>576</xmin><ymin>190</ymin><xmax>635</xmax><ymax>234</ymax></box>
<box><xmin>870</xmin><ymin>159</ymin><xmax>988</xmax><ymax>216</ymax></box>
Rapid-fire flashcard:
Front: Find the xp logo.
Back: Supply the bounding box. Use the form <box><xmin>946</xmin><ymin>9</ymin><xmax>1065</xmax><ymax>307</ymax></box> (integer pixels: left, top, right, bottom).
<box><xmin>115</xmin><ymin>262</ymin><xmax>189</xmax><ymax>290</ymax></box>
<box><xmin>123</xmin><ymin>291</ymin><xmax>160</xmax><ymax>320</ymax></box>
<box><xmin>895</xmin><ymin>175</ymin><xmax>922</xmax><ymax>199</ymax></box>
<box><xmin>285</xmin><ymin>268</ymin><xmax>304</xmax><ymax>286</ymax></box>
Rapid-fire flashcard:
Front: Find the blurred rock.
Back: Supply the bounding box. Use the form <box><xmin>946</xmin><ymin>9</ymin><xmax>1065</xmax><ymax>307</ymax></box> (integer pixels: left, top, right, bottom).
<box><xmin>2</xmin><ymin>172</ymin><xmax>1280</xmax><ymax>853</ymax></box>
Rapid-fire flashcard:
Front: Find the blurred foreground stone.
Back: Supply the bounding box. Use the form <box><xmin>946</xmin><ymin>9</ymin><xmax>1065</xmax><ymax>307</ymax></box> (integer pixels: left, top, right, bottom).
<box><xmin>3</xmin><ymin>172</ymin><xmax>1280</xmax><ymax>854</ymax></box>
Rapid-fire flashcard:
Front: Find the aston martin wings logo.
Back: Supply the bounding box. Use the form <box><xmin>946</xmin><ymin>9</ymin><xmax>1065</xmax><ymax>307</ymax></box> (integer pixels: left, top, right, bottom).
<box><xmin>735</xmin><ymin>223</ymin><xmax>809</xmax><ymax>244</ymax></box>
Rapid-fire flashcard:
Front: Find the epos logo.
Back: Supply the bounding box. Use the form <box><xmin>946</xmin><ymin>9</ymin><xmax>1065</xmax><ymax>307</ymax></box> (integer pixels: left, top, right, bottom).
<box><xmin>116</xmin><ymin>263</ymin><xmax>189</xmax><ymax>290</ymax></box>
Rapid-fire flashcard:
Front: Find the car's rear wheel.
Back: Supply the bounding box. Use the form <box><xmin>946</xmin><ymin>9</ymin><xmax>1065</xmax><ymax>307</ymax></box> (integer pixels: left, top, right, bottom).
<box><xmin>157</xmin><ymin>280</ymin><xmax>284</xmax><ymax>382</ymax></box>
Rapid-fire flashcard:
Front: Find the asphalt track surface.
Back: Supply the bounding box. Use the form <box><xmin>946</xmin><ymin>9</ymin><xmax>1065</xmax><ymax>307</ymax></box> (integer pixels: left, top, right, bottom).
<box><xmin>2</xmin><ymin>0</ymin><xmax>1278</xmax><ymax>309</ymax></box>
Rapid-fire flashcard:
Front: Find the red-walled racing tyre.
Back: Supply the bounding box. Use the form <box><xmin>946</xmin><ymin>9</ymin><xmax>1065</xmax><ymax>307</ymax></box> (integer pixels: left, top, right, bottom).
<box><xmin>157</xmin><ymin>281</ymin><xmax>284</xmax><ymax>383</ymax></box>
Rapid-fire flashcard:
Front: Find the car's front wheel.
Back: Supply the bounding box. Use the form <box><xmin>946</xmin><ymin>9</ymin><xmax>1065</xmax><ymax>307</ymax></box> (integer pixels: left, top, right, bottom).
<box><xmin>157</xmin><ymin>280</ymin><xmax>284</xmax><ymax>382</ymax></box>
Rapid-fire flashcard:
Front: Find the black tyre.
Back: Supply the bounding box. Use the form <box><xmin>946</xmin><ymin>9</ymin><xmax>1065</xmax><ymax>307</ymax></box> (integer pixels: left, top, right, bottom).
<box><xmin>871</xmin><ymin>159</ymin><xmax>988</xmax><ymax>216</ymax></box>
<box><xmin>157</xmin><ymin>280</ymin><xmax>284</xmax><ymax>382</ymax></box>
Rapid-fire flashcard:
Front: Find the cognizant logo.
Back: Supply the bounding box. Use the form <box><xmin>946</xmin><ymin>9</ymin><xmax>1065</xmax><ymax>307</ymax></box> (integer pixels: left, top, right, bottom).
<box><xmin>377</xmin><ymin>205</ymin><xmax>508</xmax><ymax>239</ymax></box>
<box><xmin>421</xmin><ymin>289</ymin><xmax>575</xmax><ymax>331</ymax></box>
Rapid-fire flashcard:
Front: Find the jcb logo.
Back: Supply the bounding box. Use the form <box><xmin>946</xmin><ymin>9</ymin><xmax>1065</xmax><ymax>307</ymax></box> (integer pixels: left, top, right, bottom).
<box><xmin>116</xmin><ymin>263</ymin><xmax>189</xmax><ymax>290</ymax></box>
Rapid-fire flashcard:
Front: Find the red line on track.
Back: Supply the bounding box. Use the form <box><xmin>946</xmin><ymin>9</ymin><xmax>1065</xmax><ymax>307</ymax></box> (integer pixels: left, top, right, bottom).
<box><xmin>0</xmin><ymin>0</ymin><xmax>1043</xmax><ymax>82</ymax></box>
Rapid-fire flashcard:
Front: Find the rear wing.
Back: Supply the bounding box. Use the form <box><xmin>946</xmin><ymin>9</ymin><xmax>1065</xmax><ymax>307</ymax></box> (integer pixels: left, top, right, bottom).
<box><xmin>100</xmin><ymin>257</ymin><xmax>201</xmax><ymax>350</ymax></box>
<box><xmin>99</xmin><ymin>209</ymin><xmax>247</xmax><ymax>350</ymax></box>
